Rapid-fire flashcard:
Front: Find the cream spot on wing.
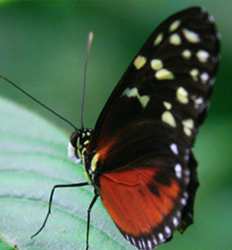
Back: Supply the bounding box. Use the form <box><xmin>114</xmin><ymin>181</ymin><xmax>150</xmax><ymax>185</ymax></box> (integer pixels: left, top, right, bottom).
<box><xmin>123</xmin><ymin>87</ymin><xmax>150</xmax><ymax>108</ymax></box>
<box><xmin>169</xmin><ymin>20</ymin><xmax>181</xmax><ymax>32</ymax></box>
<box><xmin>197</xmin><ymin>50</ymin><xmax>209</xmax><ymax>63</ymax></box>
<box><xmin>183</xmin><ymin>128</ymin><xmax>192</xmax><ymax>138</ymax></box>
<box><xmin>155</xmin><ymin>69</ymin><xmax>174</xmax><ymax>80</ymax></box>
<box><xmin>176</xmin><ymin>86</ymin><xmax>189</xmax><ymax>104</ymax></box>
<box><xmin>154</xmin><ymin>33</ymin><xmax>163</xmax><ymax>46</ymax></box>
<box><xmin>169</xmin><ymin>33</ymin><xmax>181</xmax><ymax>46</ymax></box>
<box><xmin>183</xmin><ymin>118</ymin><xmax>194</xmax><ymax>128</ymax></box>
<box><xmin>91</xmin><ymin>153</ymin><xmax>100</xmax><ymax>172</ymax></box>
<box><xmin>150</xmin><ymin>59</ymin><xmax>163</xmax><ymax>71</ymax></box>
<box><xmin>182</xmin><ymin>118</ymin><xmax>194</xmax><ymax>136</ymax></box>
<box><xmin>163</xmin><ymin>101</ymin><xmax>172</xmax><ymax>110</ymax></box>
<box><xmin>183</xmin><ymin>29</ymin><xmax>200</xmax><ymax>43</ymax></box>
<box><xmin>134</xmin><ymin>55</ymin><xmax>147</xmax><ymax>69</ymax></box>
<box><xmin>139</xmin><ymin>95</ymin><xmax>150</xmax><ymax>108</ymax></box>
<box><xmin>190</xmin><ymin>68</ymin><xmax>199</xmax><ymax>81</ymax></box>
<box><xmin>162</xmin><ymin>111</ymin><xmax>176</xmax><ymax>127</ymax></box>
<box><xmin>182</xmin><ymin>49</ymin><xmax>192</xmax><ymax>59</ymax></box>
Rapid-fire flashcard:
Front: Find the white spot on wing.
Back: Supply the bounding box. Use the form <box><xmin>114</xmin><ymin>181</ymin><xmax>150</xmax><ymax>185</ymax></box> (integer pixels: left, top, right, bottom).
<box><xmin>181</xmin><ymin>197</ymin><xmax>187</xmax><ymax>205</ymax></box>
<box><xmin>177</xmin><ymin>211</ymin><xmax>182</xmax><ymax>218</ymax></box>
<box><xmin>147</xmin><ymin>240</ymin><xmax>152</xmax><ymax>249</ymax></box>
<box><xmin>175</xmin><ymin>163</ymin><xmax>182</xmax><ymax>178</ymax></box>
<box><xmin>138</xmin><ymin>240</ymin><xmax>142</xmax><ymax>249</ymax></box>
<box><xmin>170</xmin><ymin>143</ymin><xmax>178</xmax><ymax>155</ymax></box>
<box><xmin>209</xmin><ymin>15</ymin><xmax>215</xmax><ymax>23</ymax></box>
<box><xmin>201</xmin><ymin>72</ymin><xmax>209</xmax><ymax>83</ymax></box>
<box><xmin>165</xmin><ymin>226</ymin><xmax>171</xmax><ymax>235</ymax></box>
<box><xmin>142</xmin><ymin>240</ymin><xmax>146</xmax><ymax>248</ymax></box>
<box><xmin>173</xmin><ymin>217</ymin><xmax>179</xmax><ymax>227</ymax></box>
<box><xmin>183</xmin><ymin>29</ymin><xmax>200</xmax><ymax>43</ymax></box>
<box><xmin>183</xmin><ymin>192</ymin><xmax>189</xmax><ymax>198</ymax></box>
<box><xmin>194</xmin><ymin>97</ymin><xmax>204</xmax><ymax>108</ymax></box>
<box><xmin>131</xmin><ymin>238</ymin><xmax>136</xmax><ymax>245</ymax></box>
<box><xmin>152</xmin><ymin>236</ymin><xmax>158</xmax><ymax>245</ymax></box>
<box><xmin>134</xmin><ymin>55</ymin><xmax>147</xmax><ymax>69</ymax></box>
<box><xmin>185</xmin><ymin>169</ymin><xmax>191</xmax><ymax>177</ymax></box>
<box><xmin>162</xmin><ymin>111</ymin><xmax>176</xmax><ymax>127</ymax></box>
<box><xmin>158</xmin><ymin>233</ymin><xmax>165</xmax><ymax>242</ymax></box>
<box><xmin>197</xmin><ymin>50</ymin><xmax>209</xmax><ymax>63</ymax></box>
<box><xmin>155</xmin><ymin>69</ymin><xmax>174</xmax><ymax>80</ymax></box>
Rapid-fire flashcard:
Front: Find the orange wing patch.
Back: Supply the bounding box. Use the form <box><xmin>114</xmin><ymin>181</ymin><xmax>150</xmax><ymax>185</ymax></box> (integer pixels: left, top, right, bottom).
<box><xmin>99</xmin><ymin>166</ymin><xmax>184</xmax><ymax>248</ymax></box>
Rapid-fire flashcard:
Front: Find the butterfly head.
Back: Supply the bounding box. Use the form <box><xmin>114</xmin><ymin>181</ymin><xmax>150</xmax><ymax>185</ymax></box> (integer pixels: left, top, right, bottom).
<box><xmin>68</xmin><ymin>128</ymin><xmax>93</xmax><ymax>164</ymax></box>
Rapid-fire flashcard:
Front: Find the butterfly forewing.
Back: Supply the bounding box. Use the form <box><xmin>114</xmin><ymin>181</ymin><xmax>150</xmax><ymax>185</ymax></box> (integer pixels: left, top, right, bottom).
<box><xmin>91</xmin><ymin>7</ymin><xmax>219</xmax><ymax>146</ymax></box>
<box><xmin>86</xmin><ymin>7</ymin><xmax>220</xmax><ymax>250</ymax></box>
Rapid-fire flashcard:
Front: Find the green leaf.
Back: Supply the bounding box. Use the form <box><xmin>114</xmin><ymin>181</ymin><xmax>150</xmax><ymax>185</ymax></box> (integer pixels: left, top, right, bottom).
<box><xmin>0</xmin><ymin>233</ymin><xmax>18</xmax><ymax>250</ymax></box>
<box><xmin>0</xmin><ymin>97</ymin><xmax>131</xmax><ymax>250</ymax></box>
<box><xmin>1</xmin><ymin>96</ymin><xmax>231</xmax><ymax>250</ymax></box>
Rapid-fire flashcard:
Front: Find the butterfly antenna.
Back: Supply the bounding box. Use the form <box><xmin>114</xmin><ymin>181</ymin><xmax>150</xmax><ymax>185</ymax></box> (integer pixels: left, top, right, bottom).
<box><xmin>80</xmin><ymin>31</ymin><xmax>94</xmax><ymax>129</ymax></box>
<box><xmin>0</xmin><ymin>74</ymin><xmax>78</xmax><ymax>130</ymax></box>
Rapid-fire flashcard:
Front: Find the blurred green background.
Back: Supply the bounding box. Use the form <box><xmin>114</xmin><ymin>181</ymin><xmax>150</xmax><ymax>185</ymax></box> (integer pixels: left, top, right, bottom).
<box><xmin>0</xmin><ymin>0</ymin><xmax>231</xmax><ymax>250</ymax></box>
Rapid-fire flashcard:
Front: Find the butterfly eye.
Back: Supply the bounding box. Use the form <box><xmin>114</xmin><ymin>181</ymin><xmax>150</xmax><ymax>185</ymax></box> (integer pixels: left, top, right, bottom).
<box><xmin>68</xmin><ymin>131</ymin><xmax>81</xmax><ymax>164</ymax></box>
<box><xmin>70</xmin><ymin>131</ymin><xmax>80</xmax><ymax>147</ymax></box>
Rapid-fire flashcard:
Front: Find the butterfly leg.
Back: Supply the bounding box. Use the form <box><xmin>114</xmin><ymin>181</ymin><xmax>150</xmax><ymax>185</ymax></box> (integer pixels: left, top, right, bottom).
<box><xmin>31</xmin><ymin>182</ymin><xmax>89</xmax><ymax>239</ymax></box>
<box><xmin>86</xmin><ymin>194</ymin><xmax>98</xmax><ymax>250</ymax></box>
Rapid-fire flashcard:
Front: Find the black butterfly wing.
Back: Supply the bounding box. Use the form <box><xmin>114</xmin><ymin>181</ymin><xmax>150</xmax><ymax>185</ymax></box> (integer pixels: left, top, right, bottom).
<box><xmin>86</xmin><ymin>6</ymin><xmax>220</xmax><ymax>250</ymax></box>
<box><xmin>91</xmin><ymin>6</ymin><xmax>219</xmax><ymax>147</ymax></box>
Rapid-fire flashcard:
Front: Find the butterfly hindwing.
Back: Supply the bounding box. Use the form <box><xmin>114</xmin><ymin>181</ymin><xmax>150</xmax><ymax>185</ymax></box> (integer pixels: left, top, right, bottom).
<box><xmin>95</xmin><ymin>119</ymin><xmax>195</xmax><ymax>249</ymax></box>
<box><xmin>86</xmin><ymin>6</ymin><xmax>220</xmax><ymax>250</ymax></box>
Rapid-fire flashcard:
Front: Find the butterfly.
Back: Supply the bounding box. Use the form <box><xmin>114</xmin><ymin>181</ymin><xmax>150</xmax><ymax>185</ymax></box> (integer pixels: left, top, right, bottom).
<box><xmin>31</xmin><ymin>6</ymin><xmax>220</xmax><ymax>250</ymax></box>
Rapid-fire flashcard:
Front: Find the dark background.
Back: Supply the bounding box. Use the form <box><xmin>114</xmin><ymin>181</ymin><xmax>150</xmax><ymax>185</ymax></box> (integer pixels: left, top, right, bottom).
<box><xmin>0</xmin><ymin>1</ymin><xmax>231</xmax><ymax>249</ymax></box>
